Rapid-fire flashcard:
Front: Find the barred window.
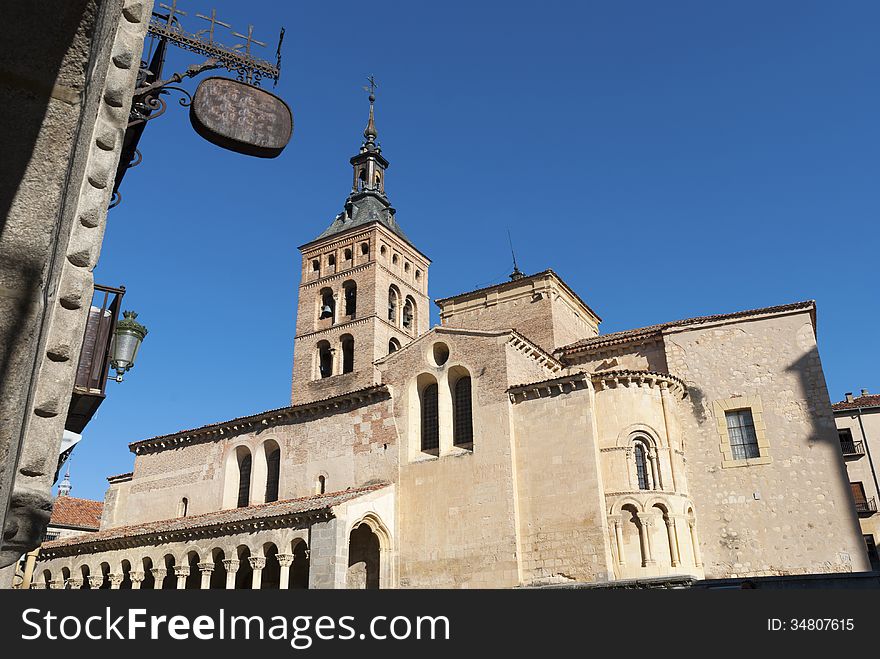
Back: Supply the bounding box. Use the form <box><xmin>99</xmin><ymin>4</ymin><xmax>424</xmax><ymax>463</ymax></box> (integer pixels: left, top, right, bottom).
<box><xmin>237</xmin><ymin>452</ymin><xmax>252</xmax><ymax>508</ymax></box>
<box><xmin>725</xmin><ymin>409</ymin><xmax>760</xmax><ymax>460</ymax></box>
<box><xmin>634</xmin><ymin>444</ymin><xmax>650</xmax><ymax>490</ymax></box>
<box><xmin>453</xmin><ymin>376</ymin><xmax>473</xmax><ymax>447</ymax></box>
<box><xmin>421</xmin><ymin>383</ymin><xmax>439</xmax><ymax>452</ymax></box>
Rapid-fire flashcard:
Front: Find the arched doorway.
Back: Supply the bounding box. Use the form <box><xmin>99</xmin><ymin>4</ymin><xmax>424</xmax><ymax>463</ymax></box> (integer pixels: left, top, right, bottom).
<box><xmin>347</xmin><ymin>523</ymin><xmax>381</xmax><ymax>589</ymax></box>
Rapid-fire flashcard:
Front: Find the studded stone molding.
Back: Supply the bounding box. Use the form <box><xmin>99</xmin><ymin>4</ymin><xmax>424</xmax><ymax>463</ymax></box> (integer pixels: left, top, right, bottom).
<box><xmin>129</xmin><ymin>385</ymin><xmax>390</xmax><ymax>455</ymax></box>
<box><xmin>712</xmin><ymin>395</ymin><xmax>772</xmax><ymax>468</ymax></box>
<box><xmin>508</xmin><ymin>372</ymin><xmax>589</xmax><ymax>403</ymax></box>
<box><xmin>591</xmin><ymin>370</ymin><xmax>688</xmax><ymax>399</ymax></box>
<box><xmin>506</xmin><ymin>333</ymin><xmax>564</xmax><ymax>375</ymax></box>
<box><xmin>19</xmin><ymin>0</ymin><xmax>152</xmax><ymax>515</ymax></box>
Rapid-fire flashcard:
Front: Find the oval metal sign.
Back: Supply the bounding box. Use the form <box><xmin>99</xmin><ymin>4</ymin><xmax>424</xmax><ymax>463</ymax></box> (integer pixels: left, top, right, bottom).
<box><xmin>189</xmin><ymin>77</ymin><xmax>293</xmax><ymax>158</ymax></box>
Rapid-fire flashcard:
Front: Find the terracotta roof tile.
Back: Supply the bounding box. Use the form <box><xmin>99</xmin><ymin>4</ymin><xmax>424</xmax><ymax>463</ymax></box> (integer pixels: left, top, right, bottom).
<box><xmin>833</xmin><ymin>394</ymin><xmax>880</xmax><ymax>411</ymax></box>
<box><xmin>557</xmin><ymin>300</ymin><xmax>815</xmax><ymax>354</ymax></box>
<box><xmin>49</xmin><ymin>496</ymin><xmax>103</xmax><ymax>531</ymax></box>
<box><xmin>41</xmin><ymin>484</ymin><xmax>389</xmax><ymax>552</ymax></box>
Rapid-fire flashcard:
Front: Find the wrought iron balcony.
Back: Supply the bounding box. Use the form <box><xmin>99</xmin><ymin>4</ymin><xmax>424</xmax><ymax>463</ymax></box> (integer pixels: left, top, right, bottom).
<box><xmin>840</xmin><ymin>440</ymin><xmax>866</xmax><ymax>459</ymax></box>
<box><xmin>65</xmin><ymin>284</ymin><xmax>125</xmax><ymax>434</ymax></box>
<box><xmin>855</xmin><ymin>497</ymin><xmax>878</xmax><ymax>516</ymax></box>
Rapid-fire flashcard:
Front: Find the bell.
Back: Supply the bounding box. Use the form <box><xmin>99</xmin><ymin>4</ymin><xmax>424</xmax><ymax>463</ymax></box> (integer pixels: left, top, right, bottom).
<box><xmin>321</xmin><ymin>304</ymin><xmax>332</xmax><ymax>317</ymax></box>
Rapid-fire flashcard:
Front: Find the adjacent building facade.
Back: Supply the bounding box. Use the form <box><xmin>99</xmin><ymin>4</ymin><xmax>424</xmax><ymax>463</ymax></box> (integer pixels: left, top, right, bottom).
<box><xmin>33</xmin><ymin>100</ymin><xmax>871</xmax><ymax>589</ymax></box>
<box><xmin>833</xmin><ymin>390</ymin><xmax>880</xmax><ymax>571</ymax></box>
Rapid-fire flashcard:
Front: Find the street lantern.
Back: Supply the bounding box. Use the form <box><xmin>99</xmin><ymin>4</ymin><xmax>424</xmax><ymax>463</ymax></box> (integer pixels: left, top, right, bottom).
<box><xmin>110</xmin><ymin>310</ymin><xmax>148</xmax><ymax>382</ymax></box>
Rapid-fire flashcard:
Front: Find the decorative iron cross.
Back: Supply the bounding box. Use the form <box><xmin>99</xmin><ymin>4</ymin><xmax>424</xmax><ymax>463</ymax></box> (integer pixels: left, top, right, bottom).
<box><xmin>232</xmin><ymin>24</ymin><xmax>267</xmax><ymax>57</ymax></box>
<box><xmin>195</xmin><ymin>9</ymin><xmax>230</xmax><ymax>44</ymax></box>
<box><xmin>159</xmin><ymin>0</ymin><xmax>187</xmax><ymax>28</ymax></box>
<box><xmin>364</xmin><ymin>75</ymin><xmax>378</xmax><ymax>97</ymax></box>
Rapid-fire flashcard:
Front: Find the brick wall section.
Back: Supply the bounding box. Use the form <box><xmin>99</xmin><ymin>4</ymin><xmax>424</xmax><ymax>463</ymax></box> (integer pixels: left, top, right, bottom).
<box><xmin>105</xmin><ymin>396</ymin><xmax>398</xmax><ymax>528</ymax></box>
<box><xmin>292</xmin><ymin>223</ymin><xmax>429</xmax><ymax>404</ymax></box>
<box><xmin>667</xmin><ymin>310</ymin><xmax>870</xmax><ymax>576</ymax></box>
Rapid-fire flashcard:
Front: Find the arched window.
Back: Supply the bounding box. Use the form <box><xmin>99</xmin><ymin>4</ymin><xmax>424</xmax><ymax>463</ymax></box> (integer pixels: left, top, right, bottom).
<box><xmin>421</xmin><ymin>382</ymin><xmax>439</xmax><ymax>453</ymax></box>
<box><xmin>360</xmin><ymin>242</ymin><xmax>369</xmax><ymax>256</ymax></box>
<box><xmin>634</xmin><ymin>444</ymin><xmax>650</xmax><ymax>490</ymax></box>
<box><xmin>344</xmin><ymin>248</ymin><xmax>352</xmax><ymax>261</ymax></box>
<box><xmin>453</xmin><ymin>375</ymin><xmax>473</xmax><ymax>447</ymax></box>
<box><xmin>319</xmin><ymin>288</ymin><xmax>335</xmax><ymax>321</ymax></box>
<box><xmin>392</xmin><ymin>254</ymin><xmax>399</xmax><ymax>265</ymax></box>
<box><xmin>327</xmin><ymin>253</ymin><xmax>336</xmax><ymax>269</ymax></box>
<box><xmin>388</xmin><ymin>338</ymin><xmax>400</xmax><ymax>354</ymax></box>
<box><xmin>404</xmin><ymin>262</ymin><xmax>410</xmax><ymax>273</ymax></box>
<box><xmin>343</xmin><ymin>281</ymin><xmax>357</xmax><ymax>317</ymax></box>
<box><xmin>317</xmin><ymin>474</ymin><xmax>326</xmax><ymax>494</ymax></box>
<box><xmin>311</xmin><ymin>259</ymin><xmax>319</xmax><ymax>273</ymax></box>
<box><xmin>358</xmin><ymin>169</ymin><xmax>366</xmax><ymax>190</ymax></box>
<box><xmin>380</xmin><ymin>245</ymin><xmax>387</xmax><ymax>257</ymax></box>
<box><xmin>402</xmin><ymin>297</ymin><xmax>415</xmax><ymax>330</ymax></box>
<box><xmin>265</xmin><ymin>442</ymin><xmax>280</xmax><ymax>503</ymax></box>
<box><xmin>341</xmin><ymin>334</ymin><xmax>355</xmax><ymax>374</ymax></box>
<box><xmin>317</xmin><ymin>340</ymin><xmax>333</xmax><ymax>378</ymax></box>
<box><xmin>178</xmin><ymin>497</ymin><xmax>188</xmax><ymax>517</ymax></box>
<box><xmin>237</xmin><ymin>449</ymin><xmax>252</xmax><ymax>508</ymax></box>
<box><xmin>388</xmin><ymin>287</ymin><xmax>399</xmax><ymax>324</ymax></box>
<box><xmin>375</xmin><ymin>172</ymin><xmax>381</xmax><ymax>188</ymax></box>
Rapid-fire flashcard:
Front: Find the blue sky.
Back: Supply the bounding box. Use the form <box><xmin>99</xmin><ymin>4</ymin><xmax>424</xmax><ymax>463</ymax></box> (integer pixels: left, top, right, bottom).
<box><xmin>64</xmin><ymin>1</ymin><xmax>880</xmax><ymax>500</ymax></box>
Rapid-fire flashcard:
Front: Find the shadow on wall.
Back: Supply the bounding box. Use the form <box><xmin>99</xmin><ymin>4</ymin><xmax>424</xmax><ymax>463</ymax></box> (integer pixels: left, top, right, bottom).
<box><xmin>785</xmin><ymin>345</ymin><xmax>869</xmax><ymax>569</ymax></box>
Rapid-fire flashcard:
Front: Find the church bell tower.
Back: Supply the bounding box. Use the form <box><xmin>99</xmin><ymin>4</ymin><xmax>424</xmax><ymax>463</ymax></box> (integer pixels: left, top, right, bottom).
<box><xmin>291</xmin><ymin>84</ymin><xmax>431</xmax><ymax>404</ymax></box>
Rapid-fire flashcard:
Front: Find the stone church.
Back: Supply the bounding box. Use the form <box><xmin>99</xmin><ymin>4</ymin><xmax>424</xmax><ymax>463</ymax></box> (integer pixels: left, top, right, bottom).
<box><xmin>35</xmin><ymin>97</ymin><xmax>870</xmax><ymax>589</ymax></box>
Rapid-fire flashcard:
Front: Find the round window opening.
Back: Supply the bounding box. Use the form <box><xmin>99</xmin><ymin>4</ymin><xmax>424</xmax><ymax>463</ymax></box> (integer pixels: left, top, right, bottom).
<box><xmin>432</xmin><ymin>342</ymin><xmax>450</xmax><ymax>366</ymax></box>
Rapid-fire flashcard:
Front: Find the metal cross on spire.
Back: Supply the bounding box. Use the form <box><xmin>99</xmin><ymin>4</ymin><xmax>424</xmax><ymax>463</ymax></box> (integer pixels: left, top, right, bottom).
<box><xmin>158</xmin><ymin>0</ymin><xmax>187</xmax><ymax>28</ymax></box>
<box><xmin>195</xmin><ymin>8</ymin><xmax>230</xmax><ymax>44</ymax></box>
<box><xmin>364</xmin><ymin>75</ymin><xmax>378</xmax><ymax>100</ymax></box>
<box><xmin>232</xmin><ymin>24</ymin><xmax>267</xmax><ymax>58</ymax></box>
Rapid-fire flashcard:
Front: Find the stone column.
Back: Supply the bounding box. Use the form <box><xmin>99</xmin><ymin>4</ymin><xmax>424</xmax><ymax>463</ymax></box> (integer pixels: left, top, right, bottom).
<box><xmin>129</xmin><ymin>571</ymin><xmax>144</xmax><ymax>590</ymax></box>
<box><xmin>249</xmin><ymin>557</ymin><xmax>266</xmax><ymax>590</ymax></box>
<box><xmin>222</xmin><ymin>559</ymin><xmax>239</xmax><ymax>590</ymax></box>
<box><xmin>109</xmin><ymin>574</ymin><xmax>124</xmax><ymax>589</ymax></box>
<box><xmin>87</xmin><ymin>575</ymin><xmax>105</xmax><ymax>589</ymax></box>
<box><xmin>67</xmin><ymin>578</ymin><xmax>83</xmax><ymax>590</ymax></box>
<box><xmin>637</xmin><ymin>514</ymin><xmax>656</xmax><ymax>567</ymax></box>
<box><xmin>665</xmin><ymin>518</ymin><xmax>681</xmax><ymax>567</ymax></box>
<box><xmin>276</xmin><ymin>554</ymin><xmax>294</xmax><ymax>590</ymax></box>
<box><xmin>612</xmin><ymin>518</ymin><xmax>626</xmax><ymax>566</ymax></box>
<box><xmin>150</xmin><ymin>568</ymin><xmax>167</xmax><ymax>589</ymax></box>
<box><xmin>688</xmin><ymin>520</ymin><xmax>703</xmax><ymax>568</ymax></box>
<box><xmin>660</xmin><ymin>384</ymin><xmax>681</xmax><ymax>491</ymax></box>
<box><xmin>648</xmin><ymin>448</ymin><xmax>663</xmax><ymax>490</ymax></box>
<box><xmin>174</xmin><ymin>566</ymin><xmax>189</xmax><ymax>589</ymax></box>
<box><xmin>198</xmin><ymin>562</ymin><xmax>214</xmax><ymax>589</ymax></box>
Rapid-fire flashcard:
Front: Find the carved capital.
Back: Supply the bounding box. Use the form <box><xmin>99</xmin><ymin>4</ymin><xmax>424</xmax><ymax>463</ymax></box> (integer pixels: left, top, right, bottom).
<box><xmin>248</xmin><ymin>556</ymin><xmax>266</xmax><ymax>571</ymax></box>
<box><xmin>222</xmin><ymin>559</ymin><xmax>240</xmax><ymax>573</ymax></box>
<box><xmin>66</xmin><ymin>578</ymin><xmax>83</xmax><ymax>589</ymax></box>
<box><xmin>87</xmin><ymin>575</ymin><xmax>105</xmax><ymax>588</ymax></box>
<box><xmin>108</xmin><ymin>574</ymin><xmax>124</xmax><ymax>587</ymax></box>
<box><xmin>197</xmin><ymin>562</ymin><xmax>215</xmax><ymax>573</ymax></box>
<box><xmin>275</xmin><ymin>553</ymin><xmax>294</xmax><ymax>568</ymax></box>
<box><xmin>150</xmin><ymin>567</ymin><xmax>168</xmax><ymax>579</ymax></box>
<box><xmin>173</xmin><ymin>566</ymin><xmax>190</xmax><ymax>578</ymax></box>
<box><xmin>129</xmin><ymin>571</ymin><xmax>144</xmax><ymax>583</ymax></box>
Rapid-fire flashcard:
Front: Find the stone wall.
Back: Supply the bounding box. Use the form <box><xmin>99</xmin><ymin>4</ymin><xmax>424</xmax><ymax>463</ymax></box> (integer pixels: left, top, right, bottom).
<box><xmin>667</xmin><ymin>310</ymin><xmax>870</xmax><ymax>576</ymax></box>
<box><xmin>0</xmin><ymin>0</ymin><xmax>151</xmax><ymax>572</ymax></box>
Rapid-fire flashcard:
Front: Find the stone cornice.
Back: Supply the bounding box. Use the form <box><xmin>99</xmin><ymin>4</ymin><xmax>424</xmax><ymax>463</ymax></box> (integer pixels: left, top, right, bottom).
<box><xmin>506</xmin><ymin>332</ymin><xmax>565</xmax><ymax>374</ymax></box>
<box><xmin>508</xmin><ymin>371</ymin><xmax>589</xmax><ymax>402</ymax></box>
<box><xmin>128</xmin><ymin>385</ymin><xmax>390</xmax><ymax>455</ymax></box>
<box><xmin>591</xmin><ymin>370</ymin><xmax>687</xmax><ymax>398</ymax></box>
<box><xmin>299</xmin><ymin>261</ymin><xmax>374</xmax><ymax>290</ymax></box>
<box><xmin>39</xmin><ymin>510</ymin><xmax>335</xmax><ymax>559</ymax></box>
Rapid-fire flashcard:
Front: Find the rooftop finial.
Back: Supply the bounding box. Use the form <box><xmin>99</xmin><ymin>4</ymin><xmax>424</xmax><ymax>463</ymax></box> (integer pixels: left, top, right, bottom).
<box><xmin>362</xmin><ymin>75</ymin><xmax>378</xmax><ymax>146</ymax></box>
<box><xmin>508</xmin><ymin>229</ymin><xmax>524</xmax><ymax>280</ymax></box>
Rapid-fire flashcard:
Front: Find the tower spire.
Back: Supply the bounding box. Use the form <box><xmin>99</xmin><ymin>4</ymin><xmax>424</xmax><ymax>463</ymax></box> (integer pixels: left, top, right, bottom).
<box><xmin>362</xmin><ymin>75</ymin><xmax>378</xmax><ymax>148</ymax></box>
<box><xmin>58</xmin><ymin>465</ymin><xmax>72</xmax><ymax>497</ymax></box>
